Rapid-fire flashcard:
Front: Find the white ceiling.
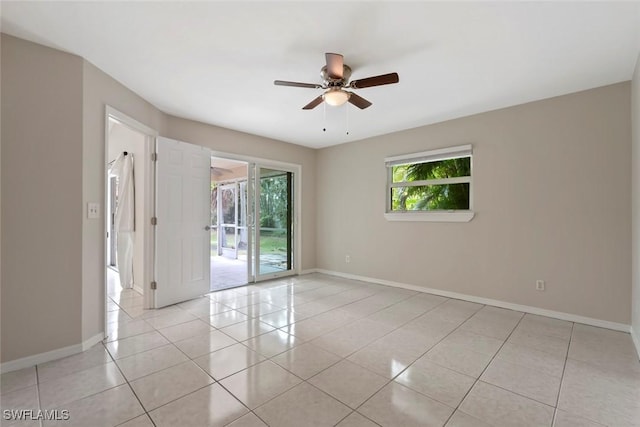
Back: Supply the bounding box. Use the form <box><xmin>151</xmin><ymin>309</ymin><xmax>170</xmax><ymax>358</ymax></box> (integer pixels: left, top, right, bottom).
<box><xmin>2</xmin><ymin>2</ymin><xmax>639</xmax><ymax>149</ymax></box>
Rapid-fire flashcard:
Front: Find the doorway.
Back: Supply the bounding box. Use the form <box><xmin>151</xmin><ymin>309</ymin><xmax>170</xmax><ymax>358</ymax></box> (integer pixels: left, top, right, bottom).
<box><xmin>210</xmin><ymin>157</ymin><xmax>250</xmax><ymax>291</ymax></box>
<box><xmin>106</xmin><ymin>118</ymin><xmax>146</xmax><ymax>305</ymax></box>
<box><xmin>209</xmin><ymin>158</ymin><xmax>298</xmax><ymax>290</ymax></box>
<box><xmin>104</xmin><ymin>107</ymin><xmax>156</xmax><ymax>336</ymax></box>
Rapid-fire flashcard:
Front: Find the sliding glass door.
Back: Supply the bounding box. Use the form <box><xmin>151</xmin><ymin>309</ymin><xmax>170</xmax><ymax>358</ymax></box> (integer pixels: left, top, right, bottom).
<box><xmin>252</xmin><ymin>165</ymin><xmax>295</xmax><ymax>281</ymax></box>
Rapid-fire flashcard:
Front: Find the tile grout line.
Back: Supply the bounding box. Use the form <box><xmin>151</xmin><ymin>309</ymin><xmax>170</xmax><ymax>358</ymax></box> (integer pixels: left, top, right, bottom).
<box><xmin>246</xmin><ymin>410</ymin><xmax>269</xmax><ymax>426</ymax></box>
<box><xmin>37</xmin><ymin>342</ymin><xmax>156</xmax><ymax>426</ymax></box>
<box><xmin>475</xmin><ymin>326</ymin><xmax>579</xmax><ymax>409</ymax></box>
<box><xmin>36</xmin><ymin>348</ymin><xmax>121</xmax><ymax>403</ymax></box>
<box><xmin>332</xmin><ymin>410</ymin><xmax>383</xmax><ymax>427</ymax></box>
<box><xmin>118</xmin><ymin>319</ymin><xmax>253</xmax><ymax>426</ymax></box>
<box><xmin>35</xmin><ymin>365</ymin><xmax>43</xmax><ymax>427</ymax></box>
<box><xmin>297</xmin><ymin>292</ymin><xmax>452</xmax><ymax>361</ymax></box>
<box><xmin>288</xmin><ymin>296</ymin><xmax>454</xmax><ymax>388</ymax></box>
<box><xmin>549</xmin><ymin>325</ymin><xmax>614</xmax><ymax>427</ymax></box>
<box><xmin>275</xmin><ymin>279</ymin><xmax>414</xmax><ymax>320</ymax></box>
<box><xmin>444</xmin><ymin>313</ymin><xmax>575</xmax><ymax>424</ymax></box>
<box><xmin>107</xmin><ymin>288</ymin><xmax>202</xmax><ymax>420</ymax></box>
<box><xmin>202</xmin><ymin>279</ymin><xmax>420</xmax><ymax>424</ymax></box>
<box><xmin>465</xmin><ymin>328</ymin><xmax>572</xmax><ymax>398</ymax></box>
<box><xmin>441</xmin><ymin>311</ymin><xmax>535</xmax><ymax>426</ymax></box>
<box><xmin>104</xmin><ymin>341</ymin><xmax>159</xmax><ymax>427</ymax></box>
<box><xmin>550</xmin><ymin>321</ymin><xmax>574</xmax><ymax>427</ymax></box>
<box><xmin>113</xmin><ymin>302</ymin><xmax>266</xmax><ymax>426</ymax></box>
<box><xmin>89</xmin><ymin>275</ymin><xmax>329</xmax><ymax>424</ymax></box>
<box><xmin>259</xmin><ymin>284</ymin><xmax>408</xmax><ymax>347</ymax></box>
<box><xmin>345</xmin><ymin>302</ymin><xmax>491</xmax><ymax>420</ymax></box>
<box><xmin>234</xmin><ymin>358</ymin><xmax>375</xmax><ymax>426</ymax></box>
<box><xmin>216</xmin><ymin>360</ymin><xmax>306</xmax><ymax>424</ymax></box>
<box><xmin>385</xmin><ymin>305</ymin><xmax>485</xmax><ymax>380</ymax></box>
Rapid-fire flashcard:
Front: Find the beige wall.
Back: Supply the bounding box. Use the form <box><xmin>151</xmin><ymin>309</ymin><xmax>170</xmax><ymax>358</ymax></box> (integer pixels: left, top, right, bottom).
<box><xmin>164</xmin><ymin>116</ymin><xmax>317</xmax><ymax>271</ymax></box>
<box><xmin>632</xmin><ymin>53</ymin><xmax>640</xmax><ymax>346</ymax></box>
<box><xmin>1</xmin><ymin>35</ymin><xmax>84</xmax><ymax>361</ymax></box>
<box><xmin>317</xmin><ymin>82</ymin><xmax>632</xmax><ymax>324</ymax></box>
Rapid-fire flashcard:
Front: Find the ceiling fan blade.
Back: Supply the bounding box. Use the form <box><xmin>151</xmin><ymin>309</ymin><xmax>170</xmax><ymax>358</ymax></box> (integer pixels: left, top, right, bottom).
<box><xmin>347</xmin><ymin>92</ymin><xmax>372</xmax><ymax>109</ymax></box>
<box><xmin>349</xmin><ymin>72</ymin><xmax>399</xmax><ymax>89</ymax></box>
<box><xmin>274</xmin><ymin>80</ymin><xmax>322</xmax><ymax>89</ymax></box>
<box><xmin>325</xmin><ymin>53</ymin><xmax>344</xmax><ymax>79</ymax></box>
<box><xmin>302</xmin><ymin>95</ymin><xmax>324</xmax><ymax>110</ymax></box>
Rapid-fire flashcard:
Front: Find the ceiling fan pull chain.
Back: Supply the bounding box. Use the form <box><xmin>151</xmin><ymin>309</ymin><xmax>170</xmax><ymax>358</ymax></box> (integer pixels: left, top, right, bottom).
<box><xmin>323</xmin><ymin>102</ymin><xmax>327</xmax><ymax>132</ymax></box>
<box><xmin>346</xmin><ymin>103</ymin><xmax>350</xmax><ymax>136</ymax></box>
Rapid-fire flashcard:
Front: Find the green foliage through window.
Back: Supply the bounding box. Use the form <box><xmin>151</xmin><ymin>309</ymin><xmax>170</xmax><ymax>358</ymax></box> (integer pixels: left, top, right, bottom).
<box><xmin>390</xmin><ymin>157</ymin><xmax>471</xmax><ymax>211</ymax></box>
<box><xmin>259</xmin><ymin>171</ymin><xmax>290</xmax><ymax>230</ymax></box>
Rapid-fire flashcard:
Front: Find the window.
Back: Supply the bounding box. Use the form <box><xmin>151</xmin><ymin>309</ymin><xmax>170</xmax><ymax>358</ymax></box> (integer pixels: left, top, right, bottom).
<box><xmin>385</xmin><ymin>144</ymin><xmax>474</xmax><ymax>222</ymax></box>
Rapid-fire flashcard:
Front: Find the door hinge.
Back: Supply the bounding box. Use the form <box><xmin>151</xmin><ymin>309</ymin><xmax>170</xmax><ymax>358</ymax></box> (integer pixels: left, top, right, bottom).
<box><xmin>151</xmin><ymin>217</ymin><xmax>157</xmax><ymax>225</ymax></box>
<box><xmin>150</xmin><ymin>281</ymin><xmax>157</xmax><ymax>290</ymax></box>
<box><xmin>151</xmin><ymin>152</ymin><xmax>158</xmax><ymax>161</ymax></box>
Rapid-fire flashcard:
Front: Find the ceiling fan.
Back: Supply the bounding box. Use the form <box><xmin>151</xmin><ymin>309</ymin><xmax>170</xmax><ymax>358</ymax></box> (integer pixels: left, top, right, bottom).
<box><xmin>274</xmin><ymin>53</ymin><xmax>399</xmax><ymax>110</ymax></box>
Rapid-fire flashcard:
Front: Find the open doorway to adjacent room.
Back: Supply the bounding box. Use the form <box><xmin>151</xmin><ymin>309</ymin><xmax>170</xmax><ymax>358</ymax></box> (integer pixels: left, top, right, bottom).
<box><xmin>104</xmin><ymin>108</ymin><xmax>156</xmax><ymax>334</ymax></box>
<box><xmin>107</xmin><ymin>118</ymin><xmax>147</xmax><ymax>305</ymax></box>
<box><xmin>210</xmin><ymin>157</ymin><xmax>249</xmax><ymax>291</ymax></box>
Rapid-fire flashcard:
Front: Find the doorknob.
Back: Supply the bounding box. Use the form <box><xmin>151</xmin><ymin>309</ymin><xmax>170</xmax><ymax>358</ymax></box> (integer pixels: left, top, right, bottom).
<box><xmin>204</xmin><ymin>225</ymin><xmax>211</xmax><ymax>231</ymax></box>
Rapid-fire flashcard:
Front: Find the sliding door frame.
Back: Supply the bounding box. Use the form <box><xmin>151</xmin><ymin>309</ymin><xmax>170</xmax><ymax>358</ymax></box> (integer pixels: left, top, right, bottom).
<box><xmin>210</xmin><ymin>151</ymin><xmax>302</xmax><ymax>282</ymax></box>
<box><xmin>253</xmin><ymin>166</ymin><xmax>296</xmax><ymax>282</ymax></box>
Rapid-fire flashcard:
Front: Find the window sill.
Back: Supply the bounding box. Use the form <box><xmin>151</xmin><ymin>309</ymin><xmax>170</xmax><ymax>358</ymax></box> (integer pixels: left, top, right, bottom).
<box><xmin>384</xmin><ymin>211</ymin><xmax>475</xmax><ymax>222</ymax></box>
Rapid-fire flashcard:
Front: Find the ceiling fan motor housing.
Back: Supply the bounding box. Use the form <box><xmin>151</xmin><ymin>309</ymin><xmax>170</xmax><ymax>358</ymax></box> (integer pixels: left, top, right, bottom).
<box><xmin>321</xmin><ymin>64</ymin><xmax>352</xmax><ymax>86</ymax></box>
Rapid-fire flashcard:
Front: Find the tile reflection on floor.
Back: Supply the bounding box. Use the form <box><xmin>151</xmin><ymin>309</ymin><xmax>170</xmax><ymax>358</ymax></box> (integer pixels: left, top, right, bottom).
<box><xmin>2</xmin><ymin>273</ymin><xmax>639</xmax><ymax>427</ymax></box>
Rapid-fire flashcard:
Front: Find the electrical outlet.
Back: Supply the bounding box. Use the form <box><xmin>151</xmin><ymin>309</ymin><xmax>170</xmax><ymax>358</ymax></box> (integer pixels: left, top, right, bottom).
<box><xmin>345</xmin><ymin>255</ymin><xmax>351</xmax><ymax>263</ymax></box>
<box><xmin>536</xmin><ymin>280</ymin><xmax>545</xmax><ymax>291</ymax></box>
<box><xmin>87</xmin><ymin>202</ymin><xmax>100</xmax><ymax>219</ymax></box>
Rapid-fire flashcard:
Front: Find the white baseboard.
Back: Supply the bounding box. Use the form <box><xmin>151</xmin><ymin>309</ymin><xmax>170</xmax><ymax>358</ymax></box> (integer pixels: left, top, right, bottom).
<box><xmin>315</xmin><ymin>269</ymin><xmax>631</xmax><ymax>333</ymax></box>
<box><xmin>82</xmin><ymin>332</ymin><xmax>106</xmax><ymax>351</ymax></box>
<box><xmin>300</xmin><ymin>269</ymin><xmax>317</xmax><ymax>275</ymax></box>
<box><xmin>631</xmin><ymin>326</ymin><xmax>640</xmax><ymax>360</ymax></box>
<box><xmin>1</xmin><ymin>332</ymin><xmax>105</xmax><ymax>374</ymax></box>
<box><xmin>133</xmin><ymin>284</ymin><xmax>144</xmax><ymax>295</ymax></box>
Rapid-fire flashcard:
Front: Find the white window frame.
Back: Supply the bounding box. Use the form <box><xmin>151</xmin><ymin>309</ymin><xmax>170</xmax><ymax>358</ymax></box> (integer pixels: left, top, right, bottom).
<box><xmin>384</xmin><ymin>144</ymin><xmax>475</xmax><ymax>222</ymax></box>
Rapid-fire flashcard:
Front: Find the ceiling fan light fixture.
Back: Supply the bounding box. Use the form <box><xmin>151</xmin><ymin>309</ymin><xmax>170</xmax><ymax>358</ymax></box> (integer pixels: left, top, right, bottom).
<box><xmin>275</xmin><ymin>53</ymin><xmax>397</xmax><ymax>110</ymax></box>
<box><xmin>323</xmin><ymin>88</ymin><xmax>350</xmax><ymax>107</ymax></box>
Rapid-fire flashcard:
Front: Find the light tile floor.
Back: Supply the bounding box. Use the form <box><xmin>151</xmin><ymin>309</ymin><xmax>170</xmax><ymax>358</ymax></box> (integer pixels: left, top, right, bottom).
<box><xmin>2</xmin><ymin>273</ymin><xmax>640</xmax><ymax>426</ymax></box>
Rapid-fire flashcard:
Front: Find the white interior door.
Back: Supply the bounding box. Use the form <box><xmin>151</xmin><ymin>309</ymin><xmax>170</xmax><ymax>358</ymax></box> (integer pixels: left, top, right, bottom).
<box><xmin>155</xmin><ymin>137</ymin><xmax>211</xmax><ymax>307</ymax></box>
